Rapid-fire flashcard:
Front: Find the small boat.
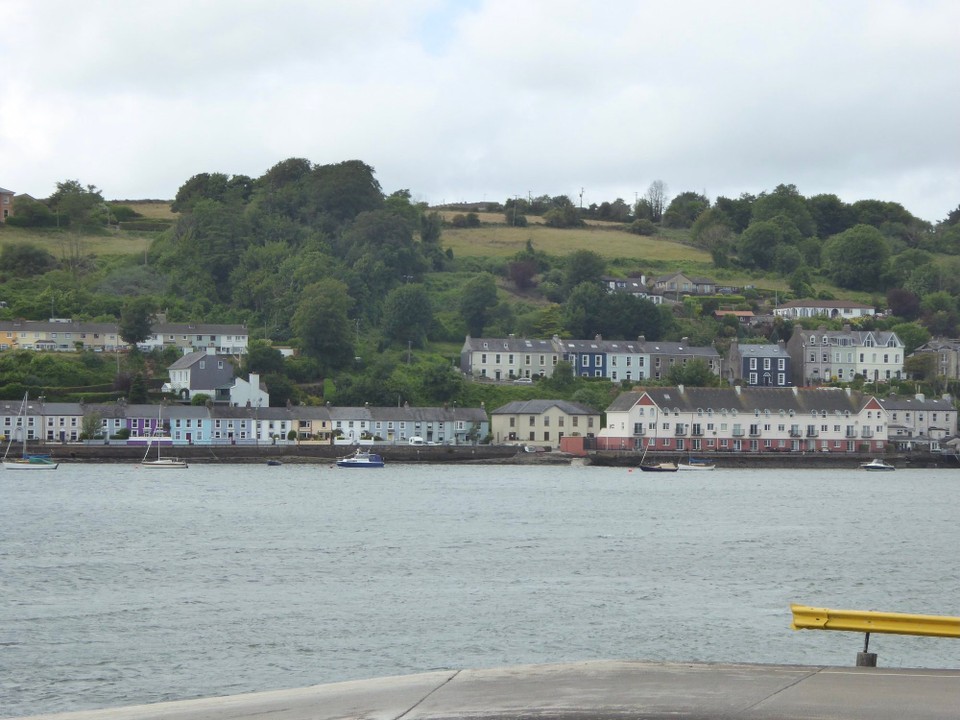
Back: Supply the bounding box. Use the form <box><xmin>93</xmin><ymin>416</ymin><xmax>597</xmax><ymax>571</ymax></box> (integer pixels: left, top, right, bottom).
<box><xmin>140</xmin><ymin>408</ymin><xmax>188</xmax><ymax>469</ymax></box>
<box><xmin>266</xmin><ymin>459</ymin><xmax>283</xmax><ymax>466</ymax></box>
<box><xmin>639</xmin><ymin>461</ymin><xmax>679</xmax><ymax>473</ymax></box>
<box><xmin>336</xmin><ymin>449</ymin><xmax>385</xmax><ymax>468</ymax></box>
<box><xmin>678</xmin><ymin>458</ymin><xmax>715</xmax><ymax>471</ymax></box>
<box><xmin>860</xmin><ymin>458</ymin><xmax>895</xmax><ymax>471</ymax></box>
<box><xmin>3</xmin><ymin>393</ymin><xmax>59</xmax><ymax>470</ymax></box>
<box><xmin>141</xmin><ymin>456</ymin><xmax>189</xmax><ymax>469</ymax></box>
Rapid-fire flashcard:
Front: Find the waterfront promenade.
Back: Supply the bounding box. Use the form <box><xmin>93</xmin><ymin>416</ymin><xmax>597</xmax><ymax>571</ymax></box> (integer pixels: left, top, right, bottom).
<box><xmin>10</xmin><ymin>661</ymin><xmax>960</xmax><ymax>720</ymax></box>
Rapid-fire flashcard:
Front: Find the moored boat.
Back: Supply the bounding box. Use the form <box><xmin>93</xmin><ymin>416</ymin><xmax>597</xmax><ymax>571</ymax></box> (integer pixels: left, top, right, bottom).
<box><xmin>3</xmin><ymin>393</ymin><xmax>59</xmax><ymax>470</ymax></box>
<box><xmin>678</xmin><ymin>458</ymin><xmax>715</xmax><ymax>471</ymax></box>
<box><xmin>860</xmin><ymin>458</ymin><xmax>895</xmax><ymax>471</ymax></box>
<box><xmin>336</xmin><ymin>449</ymin><xmax>385</xmax><ymax>468</ymax></box>
<box><xmin>639</xmin><ymin>461</ymin><xmax>679</xmax><ymax>473</ymax></box>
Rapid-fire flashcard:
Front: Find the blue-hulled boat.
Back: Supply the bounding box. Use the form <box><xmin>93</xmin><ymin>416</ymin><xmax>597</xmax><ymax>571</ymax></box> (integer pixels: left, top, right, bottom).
<box><xmin>336</xmin><ymin>449</ymin><xmax>385</xmax><ymax>468</ymax></box>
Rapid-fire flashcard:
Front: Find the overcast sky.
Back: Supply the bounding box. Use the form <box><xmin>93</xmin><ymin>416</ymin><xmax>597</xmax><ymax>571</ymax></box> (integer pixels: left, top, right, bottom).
<box><xmin>2</xmin><ymin>0</ymin><xmax>958</xmax><ymax>223</ymax></box>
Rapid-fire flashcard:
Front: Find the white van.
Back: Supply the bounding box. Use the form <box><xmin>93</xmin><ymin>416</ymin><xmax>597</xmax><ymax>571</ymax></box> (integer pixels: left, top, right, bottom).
<box><xmin>409</xmin><ymin>436</ymin><xmax>425</xmax><ymax>445</ymax></box>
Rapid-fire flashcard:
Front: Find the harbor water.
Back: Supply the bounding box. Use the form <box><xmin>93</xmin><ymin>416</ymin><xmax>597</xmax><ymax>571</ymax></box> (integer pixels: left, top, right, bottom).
<box><xmin>2</xmin><ymin>463</ymin><xmax>958</xmax><ymax>717</ymax></box>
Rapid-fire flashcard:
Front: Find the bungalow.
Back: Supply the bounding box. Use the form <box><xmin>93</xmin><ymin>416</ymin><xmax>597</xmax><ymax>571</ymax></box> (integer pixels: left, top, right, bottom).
<box><xmin>773</xmin><ymin>299</ymin><xmax>875</xmax><ymax>319</ymax></box>
<box><xmin>597</xmin><ymin>385</ymin><xmax>888</xmax><ymax>454</ymax></box>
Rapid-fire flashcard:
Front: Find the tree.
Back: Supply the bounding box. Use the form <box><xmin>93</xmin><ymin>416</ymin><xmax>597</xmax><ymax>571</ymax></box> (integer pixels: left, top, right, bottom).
<box><xmin>459</xmin><ymin>273</ymin><xmax>499</xmax><ymax>337</ymax></box>
<box><xmin>563</xmin><ymin>249</ymin><xmax>606</xmax><ymax>291</ymax></box>
<box><xmin>382</xmin><ymin>283</ymin><xmax>433</xmax><ymax>347</ymax></box>
<box><xmin>292</xmin><ymin>278</ymin><xmax>355</xmax><ymax>369</ymax></box>
<box><xmin>738</xmin><ymin>220</ymin><xmax>782</xmax><ymax>269</ymax></box>
<box><xmin>667</xmin><ymin>358</ymin><xmax>720</xmax><ymax>387</ymax></box>
<box><xmin>128</xmin><ymin>373</ymin><xmax>148</xmax><ymax>403</ymax></box>
<box><xmin>645</xmin><ymin>180</ymin><xmax>668</xmax><ymax>222</ymax></box>
<box><xmin>118</xmin><ymin>297</ymin><xmax>156</xmax><ymax>346</ymax></box>
<box><xmin>0</xmin><ymin>243</ymin><xmax>58</xmax><ymax>277</ymax></box>
<box><xmin>751</xmin><ymin>184</ymin><xmax>816</xmax><ymax>237</ymax></box>
<box><xmin>662</xmin><ymin>191</ymin><xmax>709</xmax><ymax>228</ymax></box>
<box><xmin>808</xmin><ymin>193</ymin><xmax>856</xmax><ymax>238</ymax></box>
<box><xmin>419</xmin><ymin>359</ymin><xmax>463</xmax><ymax>403</ymax></box>
<box><xmin>821</xmin><ymin>225</ymin><xmax>890</xmax><ymax>291</ymax></box>
<box><xmin>886</xmin><ymin>289</ymin><xmax>921</xmax><ymax>320</ymax></box>
<box><xmin>890</xmin><ymin>322</ymin><xmax>929</xmax><ymax>355</ymax></box>
<box><xmin>49</xmin><ymin>179</ymin><xmax>106</xmax><ymax>230</ymax></box>
<box><xmin>244</xmin><ymin>340</ymin><xmax>286</xmax><ymax>375</ymax></box>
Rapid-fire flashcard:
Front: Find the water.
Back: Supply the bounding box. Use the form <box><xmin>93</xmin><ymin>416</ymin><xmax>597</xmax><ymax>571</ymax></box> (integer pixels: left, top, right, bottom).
<box><xmin>2</xmin><ymin>463</ymin><xmax>958</xmax><ymax>717</ymax></box>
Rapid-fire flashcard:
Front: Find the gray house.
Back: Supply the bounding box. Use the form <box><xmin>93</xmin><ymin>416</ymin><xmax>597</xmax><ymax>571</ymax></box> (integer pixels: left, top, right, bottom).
<box><xmin>162</xmin><ymin>350</ymin><xmax>236</xmax><ymax>401</ymax></box>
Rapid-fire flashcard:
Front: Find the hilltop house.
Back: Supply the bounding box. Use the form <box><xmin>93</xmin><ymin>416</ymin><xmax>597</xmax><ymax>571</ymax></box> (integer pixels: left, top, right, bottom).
<box><xmin>773</xmin><ymin>299</ymin><xmax>875</xmax><ymax>319</ymax></box>
<box><xmin>0</xmin><ymin>186</ymin><xmax>13</xmax><ymax>222</ymax></box>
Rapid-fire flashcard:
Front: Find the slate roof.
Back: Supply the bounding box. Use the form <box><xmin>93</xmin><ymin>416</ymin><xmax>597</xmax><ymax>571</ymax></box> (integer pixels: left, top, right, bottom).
<box><xmin>462</xmin><ymin>336</ymin><xmax>559</xmax><ymax>353</ymax></box>
<box><xmin>608</xmin><ymin>387</ymin><xmax>872</xmax><ymax>415</ymax></box>
<box><xmin>491</xmin><ymin>399</ymin><xmax>597</xmax><ymax>416</ymax></box>
<box><xmin>737</xmin><ymin>343</ymin><xmax>790</xmax><ymax>358</ymax></box>
<box><xmin>778</xmin><ymin>299</ymin><xmax>873</xmax><ymax>309</ymax></box>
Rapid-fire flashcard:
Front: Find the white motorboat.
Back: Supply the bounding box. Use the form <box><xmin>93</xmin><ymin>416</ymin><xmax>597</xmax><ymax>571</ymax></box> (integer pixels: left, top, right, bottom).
<box><xmin>336</xmin><ymin>449</ymin><xmax>385</xmax><ymax>468</ymax></box>
<box><xmin>860</xmin><ymin>458</ymin><xmax>895</xmax><ymax>471</ymax></box>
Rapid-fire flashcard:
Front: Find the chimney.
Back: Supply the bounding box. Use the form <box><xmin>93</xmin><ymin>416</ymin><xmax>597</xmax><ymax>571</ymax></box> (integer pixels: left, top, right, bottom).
<box><xmin>595</xmin><ymin>334</ymin><xmax>603</xmax><ymax>341</ymax></box>
<box><xmin>637</xmin><ymin>335</ymin><xmax>645</xmax><ymax>343</ymax></box>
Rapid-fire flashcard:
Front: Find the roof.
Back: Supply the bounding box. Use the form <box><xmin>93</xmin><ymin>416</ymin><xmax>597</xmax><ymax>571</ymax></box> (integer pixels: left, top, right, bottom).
<box><xmin>0</xmin><ymin>187</ymin><xmax>14</xmax><ymax>194</ymax></box>
<box><xmin>168</xmin><ymin>350</ymin><xmax>234</xmax><ymax>369</ymax></box>
<box><xmin>876</xmin><ymin>395</ymin><xmax>956</xmax><ymax>411</ymax></box>
<box><xmin>462</xmin><ymin>336</ymin><xmax>560</xmax><ymax>353</ymax></box>
<box><xmin>777</xmin><ymin>299</ymin><xmax>873</xmax><ymax>309</ymax></box>
<box><xmin>0</xmin><ymin>319</ymin><xmax>119</xmax><ymax>333</ymax></box>
<box><xmin>607</xmin><ymin>387</ymin><xmax>875</xmax><ymax>415</ymax></box>
<box><xmin>737</xmin><ymin>343</ymin><xmax>789</xmax><ymax>358</ymax></box>
<box><xmin>151</xmin><ymin>322</ymin><xmax>248</xmax><ymax>335</ymax></box>
<box><xmin>491</xmin><ymin>399</ymin><xmax>598</xmax><ymax>416</ymax></box>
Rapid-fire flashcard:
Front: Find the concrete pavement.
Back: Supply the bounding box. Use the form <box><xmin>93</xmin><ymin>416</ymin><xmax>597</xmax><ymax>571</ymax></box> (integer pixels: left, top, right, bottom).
<box><xmin>9</xmin><ymin>660</ymin><xmax>960</xmax><ymax>720</ymax></box>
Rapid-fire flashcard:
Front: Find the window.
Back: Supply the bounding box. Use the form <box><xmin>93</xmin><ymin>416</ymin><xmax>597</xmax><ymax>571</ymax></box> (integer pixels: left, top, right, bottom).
<box><xmin>529</xmin><ymin>416</ymin><xmax>536</xmax><ymax>426</ymax></box>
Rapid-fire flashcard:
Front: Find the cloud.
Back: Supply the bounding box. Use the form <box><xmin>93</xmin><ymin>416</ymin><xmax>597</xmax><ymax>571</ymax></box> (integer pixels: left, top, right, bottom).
<box><xmin>1</xmin><ymin>0</ymin><xmax>957</xmax><ymax>221</ymax></box>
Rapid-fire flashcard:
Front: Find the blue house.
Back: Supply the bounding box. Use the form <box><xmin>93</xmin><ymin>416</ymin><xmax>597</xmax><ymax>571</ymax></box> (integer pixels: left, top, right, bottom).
<box><xmin>727</xmin><ymin>340</ymin><xmax>792</xmax><ymax>387</ymax></box>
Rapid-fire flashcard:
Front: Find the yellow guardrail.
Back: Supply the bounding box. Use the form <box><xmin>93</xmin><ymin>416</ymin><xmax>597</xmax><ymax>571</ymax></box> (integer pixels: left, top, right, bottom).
<box><xmin>791</xmin><ymin>604</ymin><xmax>960</xmax><ymax>638</ymax></box>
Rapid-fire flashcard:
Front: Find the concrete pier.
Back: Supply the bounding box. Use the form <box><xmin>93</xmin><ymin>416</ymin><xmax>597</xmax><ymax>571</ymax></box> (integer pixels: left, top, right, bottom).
<box><xmin>10</xmin><ymin>660</ymin><xmax>960</xmax><ymax>720</ymax></box>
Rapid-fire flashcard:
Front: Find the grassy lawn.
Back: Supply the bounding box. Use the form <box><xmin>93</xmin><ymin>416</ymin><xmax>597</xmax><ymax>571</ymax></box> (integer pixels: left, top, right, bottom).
<box><xmin>117</xmin><ymin>201</ymin><xmax>177</xmax><ymax>220</ymax></box>
<box><xmin>0</xmin><ymin>225</ymin><xmax>151</xmax><ymax>257</ymax></box>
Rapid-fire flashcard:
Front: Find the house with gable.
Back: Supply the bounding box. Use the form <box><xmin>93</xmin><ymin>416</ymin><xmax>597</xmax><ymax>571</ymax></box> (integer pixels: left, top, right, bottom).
<box><xmin>490</xmin><ymin>399</ymin><xmax>598</xmax><ymax>447</ymax></box>
<box><xmin>597</xmin><ymin>385</ymin><xmax>888</xmax><ymax>454</ymax></box>
<box><xmin>653</xmin><ymin>272</ymin><xmax>716</xmax><ymax>297</ymax></box>
<box><xmin>909</xmin><ymin>338</ymin><xmax>960</xmax><ymax>381</ymax></box>
<box><xmin>643</xmin><ymin>337</ymin><xmax>721</xmax><ymax>381</ymax></box>
<box><xmin>162</xmin><ymin>349</ymin><xmax>236</xmax><ymax>401</ymax></box>
<box><xmin>786</xmin><ymin>326</ymin><xmax>904</xmax><ymax>385</ymax></box>
<box><xmin>727</xmin><ymin>340</ymin><xmax>792</xmax><ymax>386</ymax></box>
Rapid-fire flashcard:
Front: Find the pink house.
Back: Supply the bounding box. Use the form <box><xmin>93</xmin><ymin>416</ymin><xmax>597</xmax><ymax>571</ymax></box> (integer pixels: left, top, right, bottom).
<box><xmin>0</xmin><ymin>187</ymin><xmax>13</xmax><ymax>222</ymax></box>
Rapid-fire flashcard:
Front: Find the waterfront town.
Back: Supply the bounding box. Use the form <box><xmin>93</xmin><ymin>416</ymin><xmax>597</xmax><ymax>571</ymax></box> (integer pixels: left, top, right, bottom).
<box><xmin>1</xmin><ymin>312</ymin><xmax>958</xmax><ymax>461</ymax></box>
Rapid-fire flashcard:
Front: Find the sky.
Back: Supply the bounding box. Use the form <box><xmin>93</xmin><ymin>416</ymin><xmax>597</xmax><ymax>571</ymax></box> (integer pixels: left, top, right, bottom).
<box><xmin>2</xmin><ymin>0</ymin><xmax>958</xmax><ymax>223</ymax></box>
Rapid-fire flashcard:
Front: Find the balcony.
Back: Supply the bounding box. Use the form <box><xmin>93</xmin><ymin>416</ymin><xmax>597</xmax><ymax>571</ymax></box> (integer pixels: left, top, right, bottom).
<box><xmin>732</xmin><ymin>429</ymin><xmax>745</xmax><ymax>437</ymax></box>
<box><xmin>861</xmin><ymin>429</ymin><xmax>874</xmax><ymax>438</ymax></box>
<box><xmin>674</xmin><ymin>427</ymin><xmax>687</xmax><ymax>436</ymax></box>
<box><xmin>806</xmin><ymin>430</ymin><xmax>819</xmax><ymax>438</ymax></box>
<box><xmin>789</xmin><ymin>430</ymin><xmax>802</xmax><ymax>438</ymax></box>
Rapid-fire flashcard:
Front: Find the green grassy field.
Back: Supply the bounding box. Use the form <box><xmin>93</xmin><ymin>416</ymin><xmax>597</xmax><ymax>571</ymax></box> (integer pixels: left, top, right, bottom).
<box><xmin>118</xmin><ymin>201</ymin><xmax>177</xmax><ymax>220</ymax></box>
<box><xmin>0</xmin><ymin>225</ymin><xmax>151</xmax><ymax>257</ymax></box>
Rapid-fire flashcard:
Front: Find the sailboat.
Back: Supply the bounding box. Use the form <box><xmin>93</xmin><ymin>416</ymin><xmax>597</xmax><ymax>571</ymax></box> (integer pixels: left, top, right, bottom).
<box><xmin>2</xmin><ymin>392</ymin><xmax>59</xmax><ymax>470</ymax></box>
<box><xmin>140</xmin><ymin>407</ymin><xmax>188</xmax><ymax>469</ymax></box>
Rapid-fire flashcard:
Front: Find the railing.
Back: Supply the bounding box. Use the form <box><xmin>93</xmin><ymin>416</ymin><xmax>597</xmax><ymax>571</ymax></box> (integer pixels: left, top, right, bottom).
<box><xmin>791</xmin><ymin>603</ymin><xmax>960</xmax><ymax>666</ymax></box>
<box><xmin>861</xmin><ymin>429</ymin><xmax>874</xmax><ymax>438</ymax></box>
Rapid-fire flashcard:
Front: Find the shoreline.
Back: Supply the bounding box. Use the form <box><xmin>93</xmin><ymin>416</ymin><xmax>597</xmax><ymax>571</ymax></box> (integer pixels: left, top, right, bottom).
<box><xmin>19</xmin><ymin>443</ymin><xmax>955</xmax><ymax>468</ymax></box>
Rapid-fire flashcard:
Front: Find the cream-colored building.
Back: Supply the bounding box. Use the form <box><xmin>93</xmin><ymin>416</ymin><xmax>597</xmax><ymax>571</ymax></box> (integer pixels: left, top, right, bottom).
<box><xmin>490</xmin><ymin>399</ymin><xmax>599</xmax><ymax>447</ymax></box>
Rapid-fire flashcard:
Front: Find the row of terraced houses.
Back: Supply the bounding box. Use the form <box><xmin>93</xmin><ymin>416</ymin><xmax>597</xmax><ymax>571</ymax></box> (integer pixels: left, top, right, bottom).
<box><xmin>0</xmin><ymin>399</ymin><xmax>488</xmax><ymax>447</ymax></box>
<box><xmin>462</xmin><ymin>325</ymin><xmax>905</xmax><ymax>387</ymax></box>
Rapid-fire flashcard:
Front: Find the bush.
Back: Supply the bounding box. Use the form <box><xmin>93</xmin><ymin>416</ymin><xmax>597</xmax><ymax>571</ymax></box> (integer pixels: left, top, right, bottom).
<box><xmin>628</xmin><ymin>219</ymin><xmax>657</xmax><ymax>235</ymax></box>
